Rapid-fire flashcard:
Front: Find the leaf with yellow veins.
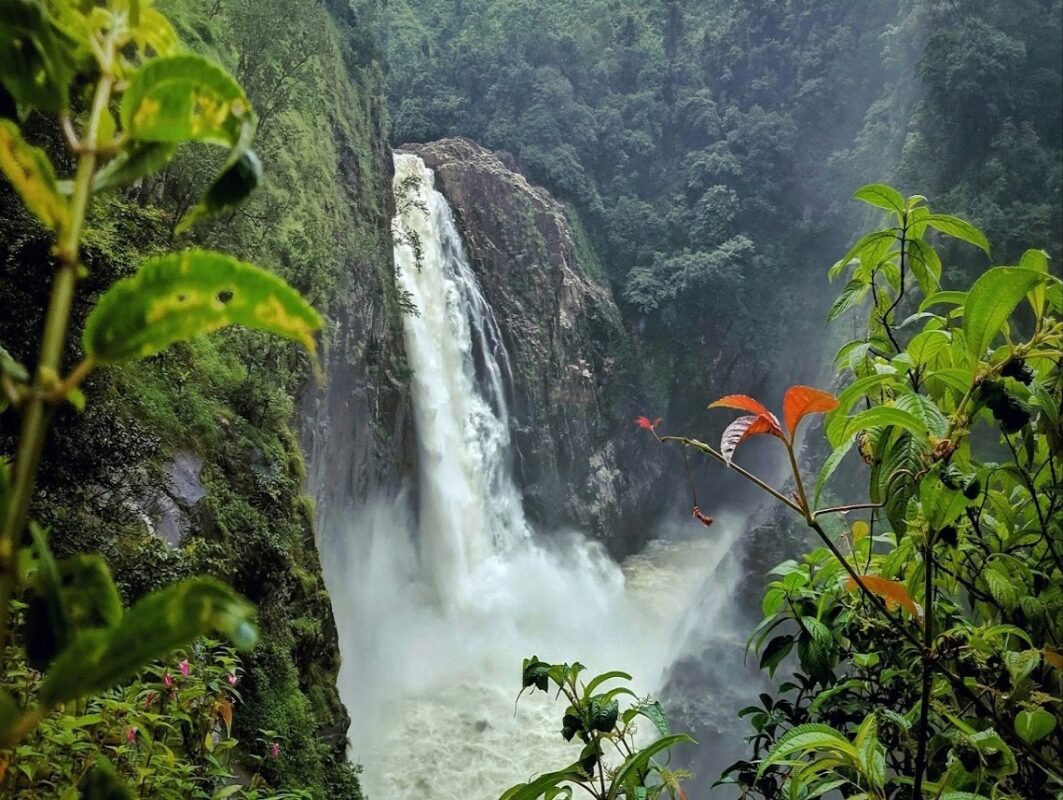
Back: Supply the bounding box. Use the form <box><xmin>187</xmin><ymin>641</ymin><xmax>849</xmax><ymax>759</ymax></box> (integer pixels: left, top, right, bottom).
<box><xmin>82</xmin><ymin>249</ymin><xmax>322</xmax><ymax>367</ymax></box>
<box><xmin>120</xmin><ymin>53</ymin><xmax>254</xmax><ymax>147</ymax></box>
<box><xmin>0</xmin><ymin>120</ymin><xmax>69</xmax><ymax>234</ymax></box>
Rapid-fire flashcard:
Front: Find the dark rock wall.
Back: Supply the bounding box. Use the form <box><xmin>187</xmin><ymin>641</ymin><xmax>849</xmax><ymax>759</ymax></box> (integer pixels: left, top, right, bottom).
<box><xmin>400</xmin><ymin>138</ymin><xmax>663</xmax><ymax>544</ymax></box>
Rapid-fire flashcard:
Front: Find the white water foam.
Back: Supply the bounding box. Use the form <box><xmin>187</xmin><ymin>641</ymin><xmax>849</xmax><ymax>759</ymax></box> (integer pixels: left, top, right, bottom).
<box><xmin>319</xmin><ymin>154</ymin><xmax>746</xmax><ymax>799</ymax></box>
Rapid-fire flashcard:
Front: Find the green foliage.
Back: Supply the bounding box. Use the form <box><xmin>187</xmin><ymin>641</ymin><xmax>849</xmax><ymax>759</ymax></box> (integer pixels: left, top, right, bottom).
<box><xmin>501</xmin><ymin>657</ymin><xmax>694</xmax><ymax>799</ymax></box>
<box><xmin>0</xmin><ymin>629</ymin><xmax>305</xmax><ymax>799</ymax></box>
<box><xmin>692</xmin><ymin>186</ymin><xmax>1063</xmax><ymax>800</ymax></box>
<box><xmin>0</xmin><ymin>1</ymin><xmax>328</xmax><ymax>795</ymax></box>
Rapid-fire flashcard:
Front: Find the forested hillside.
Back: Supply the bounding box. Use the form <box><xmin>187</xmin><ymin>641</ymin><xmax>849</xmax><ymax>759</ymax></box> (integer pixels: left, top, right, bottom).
<box><xmin>381</xmin><ymin>0</ymin><xmax>1062</xmax><ymax>417</ymax></box>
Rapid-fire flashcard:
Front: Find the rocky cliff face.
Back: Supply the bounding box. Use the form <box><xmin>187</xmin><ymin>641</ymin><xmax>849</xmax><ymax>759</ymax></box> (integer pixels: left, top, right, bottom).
<box><xmin>399</xmin><ymin>138</ymin><xmax>662</xmax><ymax>543</ymax></box>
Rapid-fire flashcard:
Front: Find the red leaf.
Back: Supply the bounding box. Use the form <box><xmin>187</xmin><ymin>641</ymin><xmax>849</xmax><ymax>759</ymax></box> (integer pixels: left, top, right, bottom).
<box><xmin>720</xmin><ymin>414</ymin><xmax>779</xmax><ymax>462</ymax></box>
<box><xmin>782</xmin><ymin>386</ymin><xmax>838</xmax><ymax>438</ymax></box>
<box><xmin>692</xmin><ymin>506</ymin><xmax>714</xmax><ymax>527</ymax></box>
<box><xmin>710</xmin><ymin>394</ymin><xmax>782</xmax><ymax>436</ymax></box>
<box><xmin>635</xmin><ymin>415</ymin><xmax>662</xmax><ymax>430</ymax></box>
<box><xmin>844</xmin><ymin>575</ymin><xmax>922</xmax><ymax>619</ymax></box>
<box><xmin>709</xmin><ymin>394</ymin><xmax>774</xmax><ymax>418</ymax></box>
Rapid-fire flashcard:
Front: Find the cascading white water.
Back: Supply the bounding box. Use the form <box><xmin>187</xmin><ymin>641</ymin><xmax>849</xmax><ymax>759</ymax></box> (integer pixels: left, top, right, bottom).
<box><xmin>320</xmin><ymin>154</ymin><xmax>750</xmax><ymax>799</ymax></box>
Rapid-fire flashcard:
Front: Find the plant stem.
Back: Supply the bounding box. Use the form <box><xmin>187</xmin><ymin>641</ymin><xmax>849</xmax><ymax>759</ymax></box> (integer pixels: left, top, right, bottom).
<box><xmin>659</xmin><ymin>436</ymin><xmax>802</xmax><ymax>513</ymax></box>
<box><xmin>912</xmin><ymin>542</ymin><xmax>935</xmax><ymax>800</ymax></box>
<box><xmin>0</xmin><ymin>63</ymin><xmax>113</xmax><ymax>654</ymax></box>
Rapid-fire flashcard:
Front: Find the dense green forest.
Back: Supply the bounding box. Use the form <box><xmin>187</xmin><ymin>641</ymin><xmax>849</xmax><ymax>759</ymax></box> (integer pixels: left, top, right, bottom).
<box><xmin>0</xmin><ymin>1</ymin><xmax>1060</xmax><ymax>799</ymax></box>
<box><xmin>381</xmin><ymin>0</ymin><xmax>1062</xmax><ymax>413</ymax></box>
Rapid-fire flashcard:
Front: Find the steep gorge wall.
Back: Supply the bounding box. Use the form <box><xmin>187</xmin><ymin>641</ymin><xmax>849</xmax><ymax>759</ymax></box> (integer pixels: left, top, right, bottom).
<box><xmin>0</xmin><ymin>1</ymin><xmax>405</xmax><ymax>794</ymax></box>
<box><xmin>400</xmin><ymin>138</ymin><xmax>663</xmax><ymax>544</ymax></box>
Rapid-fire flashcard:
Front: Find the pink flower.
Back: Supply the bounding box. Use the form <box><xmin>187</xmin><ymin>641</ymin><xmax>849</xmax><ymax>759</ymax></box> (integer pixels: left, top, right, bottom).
<box><xmin>163</xmin><ymin>672</ymin><xmax>173</xmax><ymax>687</ymax></box>
<box><xmin>126</xmin><ymin>726</ymin><xmax>138</xmax><ymax>743</ymax></box>
<box><xmin>179</xmin><ymin>659</ymin><xmax>190</xmax><ymax>678</ymax></box>
<box><xmin>269</xmin><ymin>742</ymin><xmax>281</xmax><ymax>758</ymax></box>
<box><xmin>226</xmin><ymin>673</ymin><xmax>238</xmax><ymax>686</ymax></box>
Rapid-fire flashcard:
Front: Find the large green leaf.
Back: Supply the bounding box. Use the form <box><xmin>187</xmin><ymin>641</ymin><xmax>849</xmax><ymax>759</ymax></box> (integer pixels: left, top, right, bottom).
<box><xmin>906</xmin><ymin>238</ymin><xmax>942</xmax><ymax>295</ymax></box>
<box><xmin>964</xmin><ymin>267</ymin><xmax>1057</xmax><ymax>361</ymax></box>
<box><xmin>1014</xmin><ymin>708</ymin><xmax>1056</xmax><ymax>744</ymax></box>
<box><xmin>829</xmin><ymin>230</ymin><xmax>896</xmax><ymax>280</ymax></box>
<box><xmin>923</xmin><ymin>214</ymin><xmax>990</xmax><ymax>255</ymax></box>
<box><xmin>499</xmin><ymin>765</ymin><xmax>584</xmax><ymax>800</ymax></box>
<box><xmin>121</xmin><ymin>53</ymin><xmax>254</xmax><ymax>146</ymax></box>
<box><xmin>38</xmin><ymin>577</ymin><xmax>256</xmax><ymax>706</ymax></box>
<box><xmin>0</xmin><ymin>119</ymin><xmax>69</xmax><ymax>233</ymax></box>
<box><xmin>584</xmin><ymin>670</ymin><xmax>632</xmax><ymax>697</ymax></box>
<box><xmin>830</xmin><ymin>406</ymin><xmax>928</xmax><ymax>448</ymax></box>
<box><xmin>814</xmin><ymin>437</ymin><xmax>854</xmax><ymax>506</ymax></box>
<box><xmin>755</xmin><ymin>724</ymin><xmax>856</xmax><ymax>778</ymax></box>
<box><xmin>82</xmin><ymin>249</ymin><xmax>322</xmax><ymax>365</ymax></box>
<box><xmin>852</xmin><ymin>183</ymin><xmax>905</xmax><ymax>215</ymax></box>
<box><xmin>608</xmin><ymin>734</ymin><xmax>696</xmax><ymax>797</ymax></box>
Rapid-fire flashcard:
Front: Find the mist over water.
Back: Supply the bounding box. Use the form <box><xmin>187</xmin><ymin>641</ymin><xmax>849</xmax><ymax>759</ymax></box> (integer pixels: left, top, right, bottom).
<box><xmin>318</xmin><ymin>154</ymin><xmax>759</xmax><ymax>799</ymax></box>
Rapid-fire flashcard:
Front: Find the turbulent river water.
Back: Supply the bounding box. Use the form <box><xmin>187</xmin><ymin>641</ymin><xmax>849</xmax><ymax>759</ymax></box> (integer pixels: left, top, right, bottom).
<box><xmin>319</xmin><ymin>154</ymin><xmax>755</xmax><ymax>799</ymax></box>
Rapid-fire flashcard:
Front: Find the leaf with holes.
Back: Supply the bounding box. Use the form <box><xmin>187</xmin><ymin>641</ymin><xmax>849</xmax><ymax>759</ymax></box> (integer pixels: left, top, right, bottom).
<box><xmin>82</xmin><ymin>250</ymin><xmax>321</xmax><ymax>366</ymax></box>
<box><xmin>120</xmin><ymin>54</ymin><xmax>254</xmax><ymax>147</ymax></box>
<box><xmin>783</xmin><ymin>386</ymin><xmax>837</xmax><ymax>438</ymax></box>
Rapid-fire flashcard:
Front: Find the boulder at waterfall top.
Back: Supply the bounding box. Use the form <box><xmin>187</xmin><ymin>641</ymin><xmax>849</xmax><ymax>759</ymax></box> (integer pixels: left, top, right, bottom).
<box><xmin>398</xmin><ymin>138</ymin><xmax>661</xmax><ymax>542</ymax></box>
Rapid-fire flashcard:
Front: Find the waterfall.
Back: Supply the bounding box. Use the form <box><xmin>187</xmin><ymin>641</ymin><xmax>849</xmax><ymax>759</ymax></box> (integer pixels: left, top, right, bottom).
<box><xmin>319</xmin><ymin>154</ymin><xmax>753</xmax><ymax>799</ymax></box>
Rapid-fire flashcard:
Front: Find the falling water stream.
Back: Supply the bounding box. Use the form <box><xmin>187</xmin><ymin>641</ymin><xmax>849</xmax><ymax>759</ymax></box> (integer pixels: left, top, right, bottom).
<box><xmin>319</xmin><ymin>154</ymin><xmax>754</xmax><ymax>799</ymax></box>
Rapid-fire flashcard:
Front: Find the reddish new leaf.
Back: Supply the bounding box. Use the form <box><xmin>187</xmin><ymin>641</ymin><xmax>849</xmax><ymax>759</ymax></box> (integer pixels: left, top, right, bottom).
<box><xmin>692</xmin><ymin>506</ymin><xmax>714</xmax><ymax>527</ymax></box>
<box><xmin>782</xmin><ymin>386</ymin><xmax>838</xmax><ymax>438</ymax></box>
<box><xmin>845</xmin><ymin>575</ymin><xmax>922</xmax><ymax>619</ymax></box>
<box><xmin>635</xmin><ymin>415</ymin><xmax>662</xmax><ymax>431</ymax></box>
<box><xmin>720</xmin><ymin>414</ymin><xmax>779</xmax><ymax>463</ymax></box>
<box><xmin>709</xmin><ymin>394</ymin><xmax>775</xmax><ymax>419</ymax></box>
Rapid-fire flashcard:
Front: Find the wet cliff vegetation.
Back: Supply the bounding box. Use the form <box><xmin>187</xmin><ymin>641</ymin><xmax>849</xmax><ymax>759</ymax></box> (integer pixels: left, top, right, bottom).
<box><xmin>1</xmin><ymin>0</ymin><xmax>395</xmax><ymax>795</ymax></box>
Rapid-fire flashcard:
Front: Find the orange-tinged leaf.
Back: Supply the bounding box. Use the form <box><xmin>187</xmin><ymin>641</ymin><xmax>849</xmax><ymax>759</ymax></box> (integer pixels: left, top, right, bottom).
<box><xmin>1044</xmin><ymin>649</ymin><xmax>1063</xmax><ymax>671</ymax></box>
<box><xmin>783</xmin><ymin>386</ymin><xmax>838</xmax><ymax>437</ymax></box>
<box><xmin>217</xmin><ymin>698</ymin><xmax>233</xmax><ymax>736</ymax></box>
<box><xmin>710</xmin><ymin>394</ymin><xmax>775</xmax><ymax>419</ymax></box>
<box><xmin>845</xmin><ymin>575</ymin><xmax>921</xmax><ymax>619</ymax></box>
<box><xmin>721</xmin><ymin>414</ymin><xmax>780</xmax><ymax>463</ymax></box>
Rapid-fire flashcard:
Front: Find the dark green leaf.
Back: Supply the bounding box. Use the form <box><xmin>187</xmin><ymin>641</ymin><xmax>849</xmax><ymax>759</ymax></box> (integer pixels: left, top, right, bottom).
<box><xmin>38</xmin><ymin>577</ymin><xmax>256</xmax><ymax>706</ymax></box>
<box><xmin>81</xmin><ymin>758</ymin><xmax>134</xmax><ymax>800</ymax></box>
<box><xmin>176</xmin><ymin>148</ymin><xmax>261</xmax><ymax>233</ymax></box>
<box><xmin>0</xmin><ymin>0</ymin><xmax>76</xmax><ymax>112</ymax></box>
<box><xmin>93</xmin><ymin>141</ymin><xmax>177</xmax><ymax>192</ymax></box>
